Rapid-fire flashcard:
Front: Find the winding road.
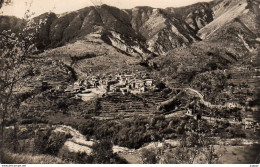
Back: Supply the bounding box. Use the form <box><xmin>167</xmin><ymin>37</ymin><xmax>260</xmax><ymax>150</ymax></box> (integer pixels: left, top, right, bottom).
<box><xmin>184</xmin><ymin>87</ymin><xmax>244</xmax><ymax>110</ymax></box>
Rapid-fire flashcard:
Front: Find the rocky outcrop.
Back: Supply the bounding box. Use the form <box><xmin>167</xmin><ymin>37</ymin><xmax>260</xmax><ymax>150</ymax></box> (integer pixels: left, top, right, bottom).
<box><xmin>198</xmin><ymin>0</ymin><xmax>260</xmax><ymax>40</ymax></box>
<box><xmin>166</xmin><ymin>2</ymin><xmax>214</xmax><ymax>33</ymax></box>
<box><xmin>127</xmin><ymin>7</ymin><xmax>199</xmax><ymax>55</ymax></box>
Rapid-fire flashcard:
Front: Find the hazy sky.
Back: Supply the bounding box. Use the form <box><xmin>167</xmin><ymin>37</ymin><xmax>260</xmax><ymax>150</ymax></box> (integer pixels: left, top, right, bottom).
<box><xmin>0</xmin><ymin>0</ymin><xmax>213</xmax><ymax>18</ymax></box>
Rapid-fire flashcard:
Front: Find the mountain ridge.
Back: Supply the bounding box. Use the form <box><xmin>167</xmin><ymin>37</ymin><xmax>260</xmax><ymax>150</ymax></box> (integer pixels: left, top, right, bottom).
<box><xmin>0</xmin><ymin>1</ymin><xmax>216</xmax><ymax>55</ymax></box>
<box><xmin>1</xmin><ymin>0</ymin><xmax>259</xmax><ymax>74</ymax></box>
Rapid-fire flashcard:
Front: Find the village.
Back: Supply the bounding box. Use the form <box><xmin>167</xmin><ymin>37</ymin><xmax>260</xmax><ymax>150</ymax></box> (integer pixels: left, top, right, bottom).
<box><xmin>65</xmin><ymin>71</ymin><xmax>156</xmax><ymax>101</ymax></box>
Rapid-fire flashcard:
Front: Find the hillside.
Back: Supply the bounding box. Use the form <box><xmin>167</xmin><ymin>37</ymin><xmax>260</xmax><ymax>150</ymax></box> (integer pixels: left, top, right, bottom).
<box><xmin>126</xmin><ymin>6</ymin><xmax>200</xmax><ymax>55</ymax></box>
<box><xmin>40</xmin><ymin>32</ymin><xmax>149</xmax><ymax>79</ymax></box>
<box><xmin>1</xmin><ymin>0</ymin><xmax>258</xmax><ymax>104</ymax></box>
<box><xmin>0</xmin><ymin>2</ymin><xmax>213</xmax><ymax>55</ymax></box>
<box><xmin>153</xmin><ymin>0</ymin><xmax>260</xmax><ymax>105</ymax></box>
<box><xmin>198</xmin><ymin>0</ymin><xmax>260</xmax><ymax>44</ymax></box>
<box><xmin>1</xmin><ymin>0</ymin><xmax>260</xmax><ymax>164</ymax></box>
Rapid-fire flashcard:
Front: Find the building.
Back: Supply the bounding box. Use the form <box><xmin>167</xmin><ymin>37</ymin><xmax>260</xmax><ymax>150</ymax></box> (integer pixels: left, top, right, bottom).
<box><xmin>120</xmin><ymin>87</ymin><xmax>129</xmax><ymax>95</ymax></box>
<box><xmin>145</xmin><ymin>79</ymin><xmax>153</xmax><ymax>87</ymax></box>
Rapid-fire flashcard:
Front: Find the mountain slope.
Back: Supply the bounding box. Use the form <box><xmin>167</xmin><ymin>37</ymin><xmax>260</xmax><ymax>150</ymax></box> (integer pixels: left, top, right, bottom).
<box><xmin>139</xmin><ymin>8</ymin><xmax>199</xmax><ymax>55</ymax></box>
<box><xmin>127</xmin><ymin>6</ymin><xmax>204</xmax><ymax>55</ymax></box>
<box><xmin>40</xmin><ymin>30</ymin><xmax>149</xmax><ymax>79</ymax></box>
<box><xmin>152</xmin><ymin>0</ymin><xmax>260</xmax><ymax>104</ymax></box>
<box><xmin>165</xmin><ymin>2</ymin><xmax>214</xmax><ymax>33</ymax></box>
<box><xmin>1</xmin><ymin>3</ymin><xmax>214</xmax><ymax>56</ymax></box>
<box><xmin>198</xmin><ymin>0</ymin><xmax>260</xmax><ymax>40</ymax></box>
<box><xmin>30</xmin><ymin>5</ymin><xmax>151</xmax><ymax>57</ymax></box>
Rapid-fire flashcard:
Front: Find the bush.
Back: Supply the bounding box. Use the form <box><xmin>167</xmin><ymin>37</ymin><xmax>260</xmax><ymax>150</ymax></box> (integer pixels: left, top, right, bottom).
<box><xmin>225</xmin><ymin>126</ymin><xmax>246</xmax><ymax>138</ymax></box>
<box><xmin>91</xmin><ymin>139</ymin><xmax>127</xmax><ymax>164</ymax></box>
<box><xmin>58</xmin><ymin>147</ymin><xmax>93</xmax><ymax>164</ymax></box>
<box><xmin>230</xmin><ymin>139</ymin><xmax>243</xmax><ymax>146</ymax></box>
<box><xmin>45</xmin><ymin>131</ymin><xmax>72</xmax><ymax>155</ymax></box>
<box><xmin>34</xmin><ymin>129</ymin><xmax>52</xmax><ymax>154</ymax></box>
<box><xmin>156</xmin><ymin>82</ymin><xmax>166</xmax><ymax>90</ymax></box>
<box><xmin>140</xmin><ymin>148</ymin><xmax>157</xmax><ymax>164</ymax></box>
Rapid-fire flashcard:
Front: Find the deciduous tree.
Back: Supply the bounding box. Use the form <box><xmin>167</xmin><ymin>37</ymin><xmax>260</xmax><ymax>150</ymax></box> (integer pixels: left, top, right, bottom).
<box><xmin>0</xmin><ymin>8</ymin><xmax>47</xmax><ymax>162</ymax></box>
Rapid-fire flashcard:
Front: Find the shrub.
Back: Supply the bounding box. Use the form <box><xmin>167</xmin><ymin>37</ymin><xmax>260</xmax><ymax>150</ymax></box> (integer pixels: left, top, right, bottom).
<box><xmin>58</xmin><ymin>147</ymin><xmax>93</xmax><ymax>164</ymax></box>
<box><xmin>225</xmin><ymin>126</ymin><xmax>246</xmax><ymax>138</ymax></box>
<box><xmin>230</xmin><ymin>139</ymin><xmax>243</xmax><ymax>146</ymax></box>
<box><xmin>45</xmin><ymin>131</ymin><xmax>72</xmax><ymax>155</ymax></box>
<box><xmin>34</xmin><ymin>129</ymin><xmax>52</xmax><ymax>154</ymax></box>
<box><xmin>140</xmin><ymin>148</ymin><xmax>157</xmax><ymax>164</ymax></box>
<box><xmin>91</xmin><ymin>139</ymin><xmax>127</xmax><ymax>164</ymax></box>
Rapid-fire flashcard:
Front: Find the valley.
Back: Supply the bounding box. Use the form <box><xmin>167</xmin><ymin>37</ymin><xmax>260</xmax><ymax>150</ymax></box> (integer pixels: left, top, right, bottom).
<box><xmin>0</xmin><ymin>0</ymin><xmax>260</xmax><ymax>164</ymax></box>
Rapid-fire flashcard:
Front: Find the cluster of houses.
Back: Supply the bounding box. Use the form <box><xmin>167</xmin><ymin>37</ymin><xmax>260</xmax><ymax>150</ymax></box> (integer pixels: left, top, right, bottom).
<box><xmin>65</xmin><ymin>72</ymin><xmax>156</xmax><ymax>95</ymax></box>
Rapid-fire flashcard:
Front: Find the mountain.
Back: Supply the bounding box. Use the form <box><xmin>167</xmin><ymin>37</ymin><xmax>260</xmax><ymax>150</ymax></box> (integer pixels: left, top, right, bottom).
<box><xmin>29</xmin><ymin>4</ymin><xmax>204</xmax><ymax>55</ymax></box>
<box><xmin>198</xmin><ymin>0</ymin><xmax>260</xmax><ymax>40</ymax></box>
<box><xmin>1</xmin><ymin>2</ymin><xmax>215</xmax><ymax>56</ymax></box>
<box><xmin>30</xmin><ymin>5</ymin><xmax>154</xmax><ymax>58</ymax></box>
<box><xmin>126</xmin><ymin>6</ymin><xmax>200</xmax><ymax>55</ymax></box>
<box><xmin>1</xmin><ymin>0</ymin><xmax>259</xmax><ymax>97</ymax></box>
<box><xmin>2</xmin><ymin>0</ymin><xmax>259</xmax><ymax>55</ymax></box>
<box><xmin>1</xmin><ymin>1</ymin><xmax>260</xmax><ymax>162</ymax></box>
<box><xmin>153</xmin><ymin>0</ymin><xmax>260</xmax><ymax>104</ymax></box>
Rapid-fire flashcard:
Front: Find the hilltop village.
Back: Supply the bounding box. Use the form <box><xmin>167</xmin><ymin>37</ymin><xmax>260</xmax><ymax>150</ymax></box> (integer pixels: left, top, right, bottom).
<box><xmin>65</xmin><ymin>71</ymin><xmax>155</xmax><ymax>100</ymax></box>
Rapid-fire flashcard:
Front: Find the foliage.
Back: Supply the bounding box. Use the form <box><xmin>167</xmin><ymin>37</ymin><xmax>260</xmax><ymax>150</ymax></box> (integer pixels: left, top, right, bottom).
<box><xmin>0</xmin><ymin>10</ymin><xmax>50</xmax><ymax>160</ymax></box>
<box><xmin>90</xmin><ymin>139</ymin><xmax>127</xmax><ymax>164</ymax></box>
<box><xmin>45</xmin><ymin>131</ymin><xmax>72</xmax><ymax>155</ymax></box>
<box><xmin>158</xmin><ymin>120</ymin><xmax>226</xmax><ymax>164</ymax></box>
<box><xmin>140</xmin><ymin>148</ymin><xmax>157</xmax><ymax>164</ymax></box>
<box><xmin>225</xmin><ymin>126</ymin><xmax>246</xmax><ymax>138</ymax></box>
<box><xmin>191</xmin><ymin>70</ymin><xmax>228</xmax><ymax>103</ymax></box>
<box><xmin>75</xmin><ymin>116</ymin><xmax>213</xmax><ymax>149</ymax></box>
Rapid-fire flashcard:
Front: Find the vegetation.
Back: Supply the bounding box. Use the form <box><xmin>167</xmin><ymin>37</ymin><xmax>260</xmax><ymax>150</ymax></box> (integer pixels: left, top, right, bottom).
<box><xmin>140</xmin><ymin>131</ymin><xmax>226</xmax><ymax>164</ymax></box>
<box><xmin>58</xmin><ymin>139</ymin><xmax>127</xmax><ymax>164</ymax></box>
<box><xmin>1</xmin><ymin>0</ymin><xmax>260</xmax><ymax>164</ymax></box>
<box><xmin>0</xmin><ymin>8</ymin><xmax>46</xmax><ymax>160</ymax></box>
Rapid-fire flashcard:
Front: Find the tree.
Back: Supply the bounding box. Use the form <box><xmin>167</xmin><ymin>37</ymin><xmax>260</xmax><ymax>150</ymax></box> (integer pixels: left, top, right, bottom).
<box><xmin>91</xmin><ymin>139</ymin><xmax>127</xmax><ymax>164</ymax></box>
<box><xmin>140</xmin><ymin>148</ymin><xmax>157</xmax><ymax>164</ymax></box>
<box><xmin>0</xmin><ymin>8</ymin><xmax>47</xmax><ymax>162</ymax></box>
<box><xmin>159</xmin><ymin>120</ymin><xmax>226</xmax><ymax>164</ymax></box>
<box><xmin>167</xmin><ymin>133</ymin><xmax>202</xmax><ymax>164</ymax></box>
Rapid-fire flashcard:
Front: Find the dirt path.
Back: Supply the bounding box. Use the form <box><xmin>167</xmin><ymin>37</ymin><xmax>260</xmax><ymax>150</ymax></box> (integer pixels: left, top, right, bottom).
<box><xmin>160</xmin><ymin>87</ymin><xmax>244</xmax><ymax>111</ymax></box>
<box><xmin>185</xmin><ymin>88</ymin><xmax>244</xmax><ymax>110</ymax></box>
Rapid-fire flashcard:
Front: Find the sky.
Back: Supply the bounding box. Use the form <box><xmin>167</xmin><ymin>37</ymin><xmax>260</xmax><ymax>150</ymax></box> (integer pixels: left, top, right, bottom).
<box><xmin>0</xmin><ymin>0</ymin><xmax>213</xmax><ymax>18</ymax></box>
